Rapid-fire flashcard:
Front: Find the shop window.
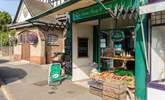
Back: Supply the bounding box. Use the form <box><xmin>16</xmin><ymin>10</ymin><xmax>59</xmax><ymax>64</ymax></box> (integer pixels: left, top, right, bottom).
<box><xmin>78</xmin><ymin>38</ymin><xmax>88</xmax><ymax>58</ymax></box>
<box><xmin>150</xmin><ymin>11</ymin><xmax>165</xmax><ymax>83</ymax></box>
<box><xmin>47</xmin><ymin>35</ymin><xmax>58</xmax><ymax>45</ymax></box>
<box><xmin>151</xmin><ymin>25</ymin><xmax>165</xmax><ymax>82</ymax></box>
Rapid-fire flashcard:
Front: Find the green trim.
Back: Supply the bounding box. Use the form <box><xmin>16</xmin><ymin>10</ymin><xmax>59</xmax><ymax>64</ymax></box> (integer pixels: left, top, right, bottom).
<box><xmin>93</xmin><ymin>26</ymin><xmax>97</xmax><ymax>63</ymax></box>
<box><xmin>27</xmin><ymin>0</ymin><xmax>80</xmax><ymax>21</ymax></box>
<box><xmin>74</xmin><ymin>13</ymin><xmax>111</xmax><ymax>23</ymax></box>
<box><xmin>72</xmin><ymin>0</ymin><xmax>138</xmax><ymax>22</ymax></box>
<box><xmin>135</xmin><ymin>0</ymin><xmax>148</xmax><ymax>99</ymax></box>
<box><xmin>97</xmin><ymin>19</ymin><xmax>101</xmax><ymax>72</ymax></box>
<box><xmin>135</xmin><ymin>15</ymin><xmax>148</xmax><ymax>100</ymax></box>
<box><xmin>64</xmin><ymin>12</ymin><xmax>73</xmax><ymax>76</ymax></box>
<box><xmin>96</xmin><ymin>0</ymin><xmax>108</xmax><ymax>10</ymax></box>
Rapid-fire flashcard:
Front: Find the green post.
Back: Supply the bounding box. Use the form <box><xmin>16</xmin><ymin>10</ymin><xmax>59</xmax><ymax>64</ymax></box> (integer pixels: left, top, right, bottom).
<box><xmin>135</xmin><ymin>2</ymin><xmax>148</xmax><ymax>100</ymax></box>
<box><xmin>64</xmin><ymin>12</ymin><xmax>73</xmax><ymax>78</ymax></box>
<box><xmin>93</xmin><ymin>26</ymin><xmax>98</xmax><ymax>63</ymax></box>
<box><xmin>97</xmin><ymin>19</ymin><xmax>101</xmax><ymax>72</ymax></box>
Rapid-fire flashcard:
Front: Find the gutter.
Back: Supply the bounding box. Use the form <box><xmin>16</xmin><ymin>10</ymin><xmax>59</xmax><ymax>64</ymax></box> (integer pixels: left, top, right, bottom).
<box><xmin>27</xmin><ymin>0</ymin><xmax>80</xmax><ymax>22</ymax></box>
<box><xmin>9</xmin><ymin>21</ymin><xmax>50</xmax><ymax>29</ymax></box>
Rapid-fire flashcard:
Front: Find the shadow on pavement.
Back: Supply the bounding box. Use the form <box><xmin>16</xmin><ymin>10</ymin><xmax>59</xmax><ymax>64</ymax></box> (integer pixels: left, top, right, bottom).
<box><xmin>0</xmin><ymin>59</ymin><xmax>9</xmax><ymax>64</ymax></box>
<box><xmin>0</xmin><ymin>67</ymin><xmax>27</xmax><ymax>84</ymax></box>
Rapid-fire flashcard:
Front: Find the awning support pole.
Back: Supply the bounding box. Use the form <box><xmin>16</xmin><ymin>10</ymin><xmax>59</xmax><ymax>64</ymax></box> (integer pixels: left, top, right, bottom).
<box><xmin>140</xmin><ymin>15</ymin><xmax>150</xmax><ymax>74</ymax></box>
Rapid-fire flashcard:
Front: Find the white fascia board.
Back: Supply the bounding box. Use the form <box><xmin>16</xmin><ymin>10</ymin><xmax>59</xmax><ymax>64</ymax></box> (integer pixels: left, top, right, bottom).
<box><xmin>139</xmin><ymin>1</ymin><xmax>165</xmax><ymax>15</ymax></box>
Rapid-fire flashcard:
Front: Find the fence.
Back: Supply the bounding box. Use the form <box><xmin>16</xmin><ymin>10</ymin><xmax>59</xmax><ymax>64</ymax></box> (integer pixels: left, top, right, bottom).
<box><xmin>0</xmin><ymin>46</ymin><xmax>14</xmax><ymax>57</ymax></box>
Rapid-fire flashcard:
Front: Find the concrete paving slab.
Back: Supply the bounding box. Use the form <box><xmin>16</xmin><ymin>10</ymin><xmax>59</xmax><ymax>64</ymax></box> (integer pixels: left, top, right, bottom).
<box><xmin>0</xmin><ymin>60</ymin><xmax>102</xmax><ymax>100</ymax></box>
<box><xmin>0</xmin><ymin>89</ymin><xmax>6</xmax><ymax>100</ymax></box>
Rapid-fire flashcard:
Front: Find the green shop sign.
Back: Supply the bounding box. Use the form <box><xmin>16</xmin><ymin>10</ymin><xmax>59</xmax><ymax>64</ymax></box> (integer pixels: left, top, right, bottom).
<box><xmin>111</xmin><ymin>31</ymin><xmax>125</xmax><ymax>42</ymax></box>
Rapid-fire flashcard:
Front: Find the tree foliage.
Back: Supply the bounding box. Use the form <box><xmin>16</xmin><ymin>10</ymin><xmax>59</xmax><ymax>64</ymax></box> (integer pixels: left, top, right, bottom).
<box><xmin>0</xmin><ymin>11</ymin><xmax>15</xmax><ymax>46</ymax></box>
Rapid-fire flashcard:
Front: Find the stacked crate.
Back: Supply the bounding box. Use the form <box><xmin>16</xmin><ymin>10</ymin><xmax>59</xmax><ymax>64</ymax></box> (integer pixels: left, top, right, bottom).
<box><xmin>88</xmin><ymin>80</ymin><xmax>103</xmax><ymax>97</ymax></box>
<box><xmin>103</xmin><ymin>79</ymin><xmax>127</xmax><ymax>100</ymax></box>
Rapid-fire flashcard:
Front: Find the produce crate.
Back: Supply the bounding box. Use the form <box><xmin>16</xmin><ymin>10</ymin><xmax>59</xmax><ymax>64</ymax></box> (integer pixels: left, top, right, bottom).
<box><xmin>88</xmin><ymin>80</ymin><xmax>103</xmax><ymax>90</ymax></box>
<box><xmin>103</xmin><ymin>93</ymin><xmax>126</xmax><ymax>100</ymax></box>
<box><xmin>89</xmin><ymin>86</ymin><xmax>103</xmax><ymax>97</ymax></box>
<box><xmin>88</xmin><ymin>80</ymin><xmax>103</xmax><ymax>97</ymax></box>
<box><xmin>103</xmin><ymin>79</ymin><xmax>127</xmax><ymax>100</ymax></box>
<box><xmin>103</xmin><ymin>92</ymin><xmax>127</xmax><ymax>100</ymax></box>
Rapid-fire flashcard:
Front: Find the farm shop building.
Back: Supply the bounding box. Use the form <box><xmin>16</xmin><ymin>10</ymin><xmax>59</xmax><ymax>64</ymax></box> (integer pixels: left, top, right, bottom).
<box><xmin>22</xmin><ymin>0</ymin><xmax>149</xmax><ymax>100</ymax></box>
<box><xmin>10</xmin><ymin>0</ymin><xmax>67</xmax><ymax>64</ymax></box>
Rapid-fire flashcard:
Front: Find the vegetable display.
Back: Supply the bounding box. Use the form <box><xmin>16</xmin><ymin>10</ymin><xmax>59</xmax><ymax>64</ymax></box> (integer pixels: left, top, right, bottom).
<box><xmin>113</xmin><ymin>68</ymin><xmax>134</xmax><ymax>77</ymax></box>
<box><xmin>90</xmin><ymin>68</ymin><xmax>135</xmax><ymax>89</ymax></box>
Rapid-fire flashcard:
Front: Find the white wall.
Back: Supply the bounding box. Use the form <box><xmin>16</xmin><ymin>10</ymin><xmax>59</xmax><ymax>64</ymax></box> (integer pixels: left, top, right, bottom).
<box><xmin>72</xmin><ymin>23</ymin><xmax>93</xmax><ymax>81</ymax></box>
<box><xmin>148</xmin><ymin>87</ymin><xmax>165</xmax><ymax>100</ymax></box>
<box><xmin>14</xmin><ymin>44</ymin><xmax>22</xmax><ymax>55</ymax></box>
<box><xmin>151</xmin><ymin>26</ymin><xmax>165</xmax><ymax>81</ymax></box>
<box><xmin>16</xmin><ymin>2</ymin><xmax>32</xmax><ymax>23</ymax></box>
<box><xmin>40</xmin><ymin>0</ymin><xmax>65</xmax><ymax>7</ymax></box>
<box><xmin>30</xmin><ymin>28</ymin><xmax>44</xmax><ymax>57</ymax></box>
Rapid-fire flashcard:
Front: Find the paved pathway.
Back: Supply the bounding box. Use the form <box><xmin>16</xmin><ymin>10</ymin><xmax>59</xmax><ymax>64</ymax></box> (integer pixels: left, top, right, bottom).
<box><xmin>0</xmin><ymin>89</ymin><xmax>6</xmax><ymax>100</ymax></box>
<box><xmin>0</xmin><ymin>58</ymin><xmax>101</xmax><ymax>100</ymax></box>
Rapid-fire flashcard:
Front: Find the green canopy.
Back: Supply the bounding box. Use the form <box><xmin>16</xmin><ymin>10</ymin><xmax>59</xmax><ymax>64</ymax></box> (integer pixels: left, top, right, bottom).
<box><xmin>72</xmin><ymin>0</ymin><xmax>139</xmax><ymax>22</ymax></box>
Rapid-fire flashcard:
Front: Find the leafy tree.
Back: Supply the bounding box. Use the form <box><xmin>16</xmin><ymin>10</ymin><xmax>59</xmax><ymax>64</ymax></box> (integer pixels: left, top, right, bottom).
<box><xmin>0</xmin><ymin>11</ymin><xmax>15</xmax><ymax>46</ymax></box>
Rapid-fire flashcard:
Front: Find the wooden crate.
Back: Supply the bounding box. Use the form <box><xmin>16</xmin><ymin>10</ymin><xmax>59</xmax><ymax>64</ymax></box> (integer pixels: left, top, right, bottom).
<box><xmin>103</xmin><ymin>92</ymin><xmax>127</xmax><ymax>100</ymax></box>
<box><xmin>103</xmin><ymin>84</ymin><xmax>127</xmax><ymax>94</ymax></box>
<box><xmin>89</xmin><ymin>86</ymin><xmax>103</xmax><ymax>97</ymax></box>
<box><xmin>103</xmin><ymin>79</ymin><xmax>127</xmax><ymax>100</ymax></box>
<box><xmin>103</xmin><ymin>80</ymin><xmax>127</xmax><ymax>90</ymax></box>
<box><xmin>103</xmin><ymin>94</ymin><xmax>127</xmax><ymax>100</ymax></box>
<box><xmin>88</xmin><ymin>80</ymin><xmax>103</xmax><ymax>90</ymax></box>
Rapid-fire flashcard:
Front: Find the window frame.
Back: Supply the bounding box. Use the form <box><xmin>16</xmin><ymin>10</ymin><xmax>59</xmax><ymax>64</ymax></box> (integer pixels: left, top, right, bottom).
<box><xmin>148</xmin><ymin>12</ymin><xmax>165</xmax><ymax>91</ymax></box>
<box><xmin>47</xmin><ymin>34</ymin><xmax>59</xmax><ymax>45</ymax></box>
<box><xmin>151</xmin><ymin>11</ymin><xmax>165</xmax><ymax>26</ymax></box>
<box><xmin>18</xmin><ymin>33</ymin><xmax>24</xmax><ymax>45</ymax></box>
<box><xmin>77</xmin><ymin>37</ymin><xmax>89</xmax><ymax>58</ymax></box>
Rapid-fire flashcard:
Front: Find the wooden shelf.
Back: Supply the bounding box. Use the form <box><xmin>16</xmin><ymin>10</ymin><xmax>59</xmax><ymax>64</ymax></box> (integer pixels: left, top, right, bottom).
<box><xmin>101</xmin><ymin>56</ymin><xmax>135</xmax><ymax>61</ymax></box>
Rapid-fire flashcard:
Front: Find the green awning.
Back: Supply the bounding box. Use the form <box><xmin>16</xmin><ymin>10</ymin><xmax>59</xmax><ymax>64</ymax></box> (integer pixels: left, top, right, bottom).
<box><xmin>72</xmin><ymin>0</ymin><xmax>139</xmax><ymax>22</ymax></box>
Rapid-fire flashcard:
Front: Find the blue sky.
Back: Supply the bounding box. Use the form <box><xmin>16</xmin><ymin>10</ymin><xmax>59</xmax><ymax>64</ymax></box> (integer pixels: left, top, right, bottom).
<box><xmin>0</xmin><ymin>0</ymin><xmax>20</xmax><ymax>19</ymax></box>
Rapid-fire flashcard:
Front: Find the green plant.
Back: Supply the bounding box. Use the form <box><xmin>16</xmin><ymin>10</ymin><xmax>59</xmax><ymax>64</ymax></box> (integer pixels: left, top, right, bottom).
<box><xmin>0</xmin><ymin>11</ymin><xmax>15</xmax><ymax>46</ymax></box>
